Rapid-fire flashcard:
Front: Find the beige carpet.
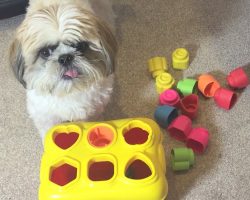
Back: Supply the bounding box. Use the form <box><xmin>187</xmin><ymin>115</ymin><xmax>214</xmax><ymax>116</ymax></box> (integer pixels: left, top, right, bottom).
<box><xmin>1</xmin><ymin>0</ymin><xmax>250</xmax><ymax>199</ymax></box>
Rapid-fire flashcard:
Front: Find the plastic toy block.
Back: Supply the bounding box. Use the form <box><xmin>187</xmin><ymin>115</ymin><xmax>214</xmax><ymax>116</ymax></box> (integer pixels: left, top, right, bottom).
<box><xmin>171</xmin><ymin>148</ymin><xmax>194</xmax><ymax>171</ymax></box>
<box><xmin>180</xmin><ymin>94</ymin><xmax>199</xmax><ymax>119</ymax></box>
<box><xmin>177</xmin><ymin>78</ymin><xmax>197</xmax><ymax>96</ymax></box>
<box><xmin>159</xmin><ymin>89</ymin><xmax>180</xmax><ymax>107</ymax></box>
<box><xmin>198</xmin><ymin>74</ymin><xmax>220</xmax><ymax>97</ymax></box>
<box><xmin>156</xmin><ymin>72</ymin><xmax>175</xmax><ymax>94</ymax></box>
<box><xmin>186</xmin><ymin>128</ymin><xmax>209</xmax><ymax>154</ymax></box>
<box><xmin>154</xmin><ymin>105</ymin><xmax>178</xmax><ymax>128</ymax></box>
<box><xmin>214</xmin><ymin>88</ymin><xmax>237</xmax><ymax>110</ymax></box>
<box><xmin>39</xmin><ymin>118</ymin><xmax>168</xmax><ymax>200</ymax></box>
<box><xmin>172</xmin><ymin>48</ymin><xmax>190</xmax><ymax>70</ymax></box>
<box><xmin>227</xmin><ymin>67</ymin><xmax>250</xmax><ymax>89</ymax></box>
<box><xmin>167</xmin><ymin>115</ymin><xmax>192</xmax><ymax>142</ymax></box>
<box><xmin>148</xmin><ymin>57</ymin><xmax>168</xmax><ymax>78</ymax></box>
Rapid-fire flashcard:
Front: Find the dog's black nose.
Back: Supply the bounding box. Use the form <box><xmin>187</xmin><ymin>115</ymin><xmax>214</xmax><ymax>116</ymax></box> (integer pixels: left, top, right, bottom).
<box><xmin>58</xmin><ymin>54</ymin><xmax>74</xmax><ymax>65</ymax></box>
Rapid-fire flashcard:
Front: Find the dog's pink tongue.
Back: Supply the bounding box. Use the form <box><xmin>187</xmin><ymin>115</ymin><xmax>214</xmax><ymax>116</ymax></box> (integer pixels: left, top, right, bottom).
<box><xmin>64</xmin><ymin>69</ymin><xmax>78</xmax><ymax>78</ymax></box>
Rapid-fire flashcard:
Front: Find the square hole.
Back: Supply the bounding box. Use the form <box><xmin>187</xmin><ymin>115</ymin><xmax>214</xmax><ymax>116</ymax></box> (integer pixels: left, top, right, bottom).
<box><xmin>88</xmin><ymin>161</ymin><xmax>114</xmax><ymax>181</ymax></box>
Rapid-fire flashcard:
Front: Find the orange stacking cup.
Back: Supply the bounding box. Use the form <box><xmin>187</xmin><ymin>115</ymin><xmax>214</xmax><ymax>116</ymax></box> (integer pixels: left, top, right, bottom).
<box><xmin>198</xmin><ymin>74</ymin><xmax>220</xmax><ymax>97</ymax></box>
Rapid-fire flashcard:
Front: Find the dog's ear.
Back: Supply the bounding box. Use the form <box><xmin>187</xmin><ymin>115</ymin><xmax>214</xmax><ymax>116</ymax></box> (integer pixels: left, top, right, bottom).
<box><xmin>97</xmin><ymin>21</ymin><xmax>118</xmax><ymax>75</ymax></box>
<box><xmin>9</xmin><ymin>38</ymin><xmax>26</xmax><ymax>88</ymax></box>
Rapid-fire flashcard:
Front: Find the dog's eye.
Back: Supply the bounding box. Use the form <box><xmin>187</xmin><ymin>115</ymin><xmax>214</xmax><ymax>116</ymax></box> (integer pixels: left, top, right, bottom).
<box><xmin>40</xmin><ymin>48</ymin><xmax>52</xmax><ymax>58</ymax></box>
<box><xmin>71</xmin><ymin>41</ymin><xmax>89</xmax><ymax>52</ymax></box>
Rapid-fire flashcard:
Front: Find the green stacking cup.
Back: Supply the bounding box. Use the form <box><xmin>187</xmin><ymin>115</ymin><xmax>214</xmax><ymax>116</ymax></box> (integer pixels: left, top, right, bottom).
<box><xmin>171</xmin><ymin>148</ymin><xmax>195</xmax><ymax>171</ymax></box>
<box><xmin>177</xmin><ymin>79</ymin><xmax>197</xmax><ymax>96</ymax></box>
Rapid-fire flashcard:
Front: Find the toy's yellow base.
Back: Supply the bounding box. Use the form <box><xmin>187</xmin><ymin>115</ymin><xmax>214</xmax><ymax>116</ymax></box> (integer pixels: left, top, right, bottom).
<box><xmin>39</xmin><ymin>118</ymin><xmax>168</xmax><ymax>200</ymax></box>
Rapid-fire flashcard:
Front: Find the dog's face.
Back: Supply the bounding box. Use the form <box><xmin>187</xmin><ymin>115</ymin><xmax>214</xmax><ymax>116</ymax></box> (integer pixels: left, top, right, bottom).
<box><xmin>9</xmin><ymin>3</ymin><xmax>117</xmax><ymax>95</ymax></box>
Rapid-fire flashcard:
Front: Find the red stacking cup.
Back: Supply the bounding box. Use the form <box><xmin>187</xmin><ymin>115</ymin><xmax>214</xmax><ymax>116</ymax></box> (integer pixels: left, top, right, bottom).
<box><xmin>167</xmin><ymin>115</ymin><xmax>192</xmax><ymax>142</ymax></box>
<box><xmin>180</xmin><ymin>94</ymin><xmax>199</xmax><ymax>119</ymax></box>
<box><xmin>186</xmin><ymin>128</ymin><xmax>209</xmax><ymax>154</ymax></box>
<box><xmin>214</xmin><ymin>88</ymin><xmax>237</xmax><ymax>110</ymax></box>
<box><xmin>227</xmin><ymin>67</ymin><xmax>250</xmax><ymax>89</ymax></box>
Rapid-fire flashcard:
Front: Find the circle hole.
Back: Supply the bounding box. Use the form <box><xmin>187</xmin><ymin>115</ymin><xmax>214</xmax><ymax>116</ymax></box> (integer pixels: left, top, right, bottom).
<box><xmin>88</xmin><ymin>126</ymin><xmax>114</xmax><ymax>148</ymax></box>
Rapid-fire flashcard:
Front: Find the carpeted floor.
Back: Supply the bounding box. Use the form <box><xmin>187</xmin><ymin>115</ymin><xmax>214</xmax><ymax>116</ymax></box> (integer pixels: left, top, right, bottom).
<box><xmin>1</xmin><ymin>0</ymin><xmax>250</xmax><ymax>199</ymax></box>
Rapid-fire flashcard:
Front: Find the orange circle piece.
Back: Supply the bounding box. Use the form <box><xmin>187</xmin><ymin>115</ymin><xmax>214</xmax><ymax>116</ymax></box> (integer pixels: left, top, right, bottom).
<box><xmin>88</xmin><ymin>126</ymin><xmax>114</xmax><ymax>148</ymax></box>
<box><xmin>198</xmin><ymin>74</ymin><xmax>220</xmax><ymax>97</ymax></box>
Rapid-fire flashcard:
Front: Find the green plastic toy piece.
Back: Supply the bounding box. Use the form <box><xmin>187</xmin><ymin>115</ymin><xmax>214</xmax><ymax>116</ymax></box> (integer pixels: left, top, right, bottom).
<box><xmin>171</xmin><ymin>148</ymin><xmax>195</xmax><ymax>171</ymax></box>
<box><xmin>177</xmin><ymin>78</ymin><xmax>197</xmax><ymax>96</ymax></box>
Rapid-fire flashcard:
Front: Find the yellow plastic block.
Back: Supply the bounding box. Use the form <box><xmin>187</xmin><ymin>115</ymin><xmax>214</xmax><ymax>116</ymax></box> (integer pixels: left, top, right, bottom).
<box><xmin>148</xmin><ymin>57</ymin><xmax>168</xmax><ymax>78</ymax></box>
<box><xmin>156</xmin><ymin>72</ymin><xmax>175</xmax><ymax>94</ymax></box>
<box><xmin>39</xmin><ymin>118</ymin><xmax>168</xmax><ymax>200</ymax></box>
<box><xmin>172</xmin><ymin>48</ymin><xmax>189</xmax><ymax>70</ymax></box>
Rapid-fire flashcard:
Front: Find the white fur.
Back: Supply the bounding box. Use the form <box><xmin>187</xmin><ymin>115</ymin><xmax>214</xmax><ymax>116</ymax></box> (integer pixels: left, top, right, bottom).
<box><xmin>28</xmin><ymin>0</ymin><xmax>115</xmax><ymax>29</ymax></box>
<box><xmin>27</xmin><ymin>75</ymin><xmax>114</xmax><ymax>139</ymax></box>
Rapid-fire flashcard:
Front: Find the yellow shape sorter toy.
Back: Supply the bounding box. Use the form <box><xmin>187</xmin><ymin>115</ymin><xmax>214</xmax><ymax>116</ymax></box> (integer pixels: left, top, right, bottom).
<box><xmin>39</xmin><ymin>118</ymin><xmax>168</xmax><ymax>200</ymax></box>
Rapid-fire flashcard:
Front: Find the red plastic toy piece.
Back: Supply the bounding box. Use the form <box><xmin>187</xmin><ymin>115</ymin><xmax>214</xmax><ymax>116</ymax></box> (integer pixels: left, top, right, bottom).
<box><xmin>227</xmin><ymin>67</ymin><xmax>250</xmax><ymax>89</ymax></box>
<box><xmin>186</xmin><ymin>128</ymin><xmax>209</xmax><ymax>154</ymax></box>
<box><xmin>167</xmin><ymin>115</ymin><xmax>192</xmax><ymax>142</ymax></box>
<box><xmin>214</xmin><ymin>88</ymin><xmax>237</xmax><ymax>110</ymax></box>
<box><xmin>159</xmin><ymin>89</ymin><xmax>180</xmax><ymax>107</ymax></box>
<box><xmin>180</xmin><ymin>94</ymin><xmax>199</xmax><ymax>119</ymax></box>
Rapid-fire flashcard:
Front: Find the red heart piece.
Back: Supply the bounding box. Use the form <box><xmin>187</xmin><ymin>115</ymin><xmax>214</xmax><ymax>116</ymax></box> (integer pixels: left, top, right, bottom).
<box><xmin>180</xmin><ymin>94</ymin><xmax>199</xmax><ymax>119</ymax></box>
<box><xmin>54</xmin><ymin>132</ymin><xmax>79</xmax><ymax>150</ymax></box>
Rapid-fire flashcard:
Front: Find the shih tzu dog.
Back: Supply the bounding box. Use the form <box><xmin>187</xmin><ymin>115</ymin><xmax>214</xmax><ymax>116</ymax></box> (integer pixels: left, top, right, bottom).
<box><xmin>9</xmin><ymin>0</ymin><xmax>118</xmax><ymax>140</ymax></box>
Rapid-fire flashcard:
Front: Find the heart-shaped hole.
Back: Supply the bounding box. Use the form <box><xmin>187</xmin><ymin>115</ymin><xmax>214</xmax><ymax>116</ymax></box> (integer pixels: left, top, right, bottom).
<box><xmin>54</xmin><ymin>132</ymin><xmax>79</xmax><ymax>150</ymax></box>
